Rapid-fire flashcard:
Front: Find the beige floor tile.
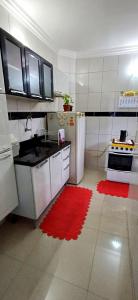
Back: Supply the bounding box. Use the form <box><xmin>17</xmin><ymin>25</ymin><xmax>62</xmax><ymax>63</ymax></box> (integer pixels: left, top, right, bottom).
<box><xmin>45</xmin><ymin>231</ymin><xmax>95</xmax><ymax>289</ymax></box>
<box><xmin>85</xmin><ymin>213</ymin><xmax>101</xmax><ymax>230</ymax></box>
<box><xmin>96</xmin><ymin>231</ymin><xmax>129</xmax><ymax>256</ymax></box>
<box><xmin>30</xmin><ymin>273</ymin><xmax>87</xmax><ymax>300</ymax></box>
<box><xmin>0</xmin><ymin>254</ymin><xmax>22</xmax><ymax>298</ymax></box>
<box><xmin>0</xmin><ymin>227</ymin><xmax>42</xmax><ymax>262</ymax></box>
<box><xmin>89</xmin><ymin>248</ymin><xmax>133</xmax><ymax>300</ymax></box>
<box><xmin>26</xmin><ymin>234</ymin><xmax>63</xmax><ymax>271</ymax></box>
<box><xmin>100</xmin><ymin>215</ymin><xmax>128</xmax><ymax>238</ymax></box>
<box><xmin>87</xmin><ymin>292</ymin><xmax>106</xmax><ymax>300</ymax></box>
<box><xmin>2</xmin><ymin>265</ymin><xmax>42</xmax><ymax>300</ymax></box>
<box><xmin>102</xmin><ymin>196</ymin><xmax>127</xmax><ymax>221</ymax></box>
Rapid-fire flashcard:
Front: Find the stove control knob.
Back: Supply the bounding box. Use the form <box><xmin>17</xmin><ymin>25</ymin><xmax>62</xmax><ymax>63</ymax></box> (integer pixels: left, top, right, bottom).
<box><xmin>126</xmin><ymin>148</ymin><xmax>128</xmax><ymax>151</ymax></box>
<box><xmin>116</xmin><ymin>147</ymin><xmax>118</xmax><ymax>150</ymax></box>
<box><xmin>111</xmin><ymin>146</ymin><xmax>114</xmax><ymax>149</ymax></box>
<box><xmin>130</xmin><ymin>148</ymin><xmax>133</xmax><ymax>151</ymax></box>
<box><xmin>121</xmin><ymin>147</ymin><xmax>123</xmax><ymax>150</ymax></box>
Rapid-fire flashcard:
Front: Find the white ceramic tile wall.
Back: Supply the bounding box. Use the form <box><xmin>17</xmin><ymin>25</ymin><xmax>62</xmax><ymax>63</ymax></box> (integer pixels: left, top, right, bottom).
<box><xmin>76</xmin><ymin>53</ymin><xmax>138</xmax><ymax>112</ymax></box>
<box><xmin>8</xmin><ymin>118</ymin><xmax>45</xmax><ymax>142</ymax></box>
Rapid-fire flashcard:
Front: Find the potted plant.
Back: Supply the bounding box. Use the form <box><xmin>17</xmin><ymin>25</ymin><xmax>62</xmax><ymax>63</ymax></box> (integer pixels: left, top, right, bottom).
<box><xmin>63</xmin><ymin>94</ymin><xmax>73</xmax><ymax>111</ymax></box>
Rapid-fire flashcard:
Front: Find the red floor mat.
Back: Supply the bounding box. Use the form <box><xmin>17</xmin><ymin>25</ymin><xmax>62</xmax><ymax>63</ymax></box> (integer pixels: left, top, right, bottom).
<box><xmin>97</xmin><ymin>180</ymin><xmax>129</xmax><ymax>198</ymax></box>
<box><xmin>40</xmin><ymin>186</ymin><xmax>92</xmax><ymax>240</ymax></box>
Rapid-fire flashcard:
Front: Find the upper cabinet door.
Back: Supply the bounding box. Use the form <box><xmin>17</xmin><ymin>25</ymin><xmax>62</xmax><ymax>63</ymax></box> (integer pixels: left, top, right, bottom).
<box><xmin>25</xmin><ymin>48</ymin><xmax>42</xmax><ymax>100</ymax></box>
<box><xmin>0</xmin><ymin>29</ymin><xmax>27</xmax><ymax>96</ymax></box>
<box><xmin>41</xmin><ymin>60</ymin><xmax>54</xmax><ymax>101</ymax></box>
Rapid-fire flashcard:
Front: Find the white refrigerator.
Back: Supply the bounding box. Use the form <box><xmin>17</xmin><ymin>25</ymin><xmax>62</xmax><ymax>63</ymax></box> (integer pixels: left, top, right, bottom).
<box><xmin>0</xmin><ymin>50</ymin><xmax>18</xmax><ymax>221</ymax></box>
<box><xmin>47</xmin><ymin>112</ymin><xmax>85</xmax><ymax>184</ymax></box>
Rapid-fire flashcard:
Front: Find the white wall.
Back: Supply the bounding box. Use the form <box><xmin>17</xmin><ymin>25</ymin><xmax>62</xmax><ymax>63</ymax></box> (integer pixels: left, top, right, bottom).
<box><xmin>76</xmin><ymin>54</ymin><xmax>138</xmax><ymax>170</ymax></box>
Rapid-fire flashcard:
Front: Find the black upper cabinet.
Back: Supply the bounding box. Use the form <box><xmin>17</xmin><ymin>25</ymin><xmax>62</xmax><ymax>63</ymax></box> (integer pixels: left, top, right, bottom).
<box><xmin>0</xmin><ymin>28</ymin><xmax>54</xmax><ymax>101</ymax></box>
<box><xmin>41</xmin><ymin>59</ymin><xmax>54</xmax><ymax>101</ymax></box>
<box><xmin>0</xmin><ymin>29</ymin><xmax>27</xmax><ymax>97</ymax></box>
<box><xmin>25</xmin><ymin>48</ymin><xmax>42</xmax><ymax>100</ymax></box>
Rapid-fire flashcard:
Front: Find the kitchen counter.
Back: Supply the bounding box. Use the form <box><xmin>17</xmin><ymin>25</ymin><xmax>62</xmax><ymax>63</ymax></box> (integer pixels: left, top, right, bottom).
<box><xmin>14</xmin><ymin>137</ymin><xmax>71</xmax><ymax>167</ymax></box>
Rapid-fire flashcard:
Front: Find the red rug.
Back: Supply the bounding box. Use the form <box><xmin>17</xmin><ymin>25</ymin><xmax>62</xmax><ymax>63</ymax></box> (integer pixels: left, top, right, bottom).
<box><xmin>40</xmin><ymin>186</ymin><xmax>92</xmax><ymax>240</ymax></box>
<box><xmin>97</xmin><ymin>180</ymin><xmax>129</xmax><ymax>198</ymax></box>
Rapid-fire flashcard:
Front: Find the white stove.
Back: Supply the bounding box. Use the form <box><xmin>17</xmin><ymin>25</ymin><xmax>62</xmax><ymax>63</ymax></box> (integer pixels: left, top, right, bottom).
<box><xmin>106</xmin><ymin>139</ymin><xmax>138</xmax><ymax>184</ymax></box>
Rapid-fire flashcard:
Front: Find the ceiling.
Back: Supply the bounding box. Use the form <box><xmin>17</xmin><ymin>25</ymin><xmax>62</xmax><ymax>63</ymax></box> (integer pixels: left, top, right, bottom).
<box><xmin>10</xmin><ymin>0</ymin><xmax>138</xmax><ymax>55</ymax></box>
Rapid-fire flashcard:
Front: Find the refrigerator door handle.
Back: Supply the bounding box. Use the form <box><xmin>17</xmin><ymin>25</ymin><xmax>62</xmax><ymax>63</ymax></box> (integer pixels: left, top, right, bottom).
<box><xmin>0</xmin><ymin>153</ymin><xmax>11</xmax><ymax>161</ymax></box>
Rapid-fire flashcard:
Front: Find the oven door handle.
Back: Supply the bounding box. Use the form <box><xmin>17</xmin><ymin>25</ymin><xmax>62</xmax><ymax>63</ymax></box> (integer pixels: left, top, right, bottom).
<box><xmin>109</xmin><ymin>152</ymin><xmax>133</xmax><ymax>157</ymax></box>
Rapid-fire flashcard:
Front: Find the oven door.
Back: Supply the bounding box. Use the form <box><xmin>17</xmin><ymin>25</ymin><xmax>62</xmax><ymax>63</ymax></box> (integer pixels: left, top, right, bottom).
<box><xmin>108</xmin><ymin>152</ymin><xmax>133</xmax><ymax>172</ymax></box>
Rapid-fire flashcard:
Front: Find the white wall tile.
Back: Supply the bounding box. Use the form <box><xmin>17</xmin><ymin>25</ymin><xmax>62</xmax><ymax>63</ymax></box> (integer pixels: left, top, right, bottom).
<box><xmin>8</xmin><ymin>120</ymin><xmax>20</xmax><ymax>141</ymax></box>
<box><xmin>89</xmin><ymin>72</ymin><xmax>102</xmax><ymax>93</ymax></box>
<box><xmin>86</xmin><ymin>117</ymin><xmax>99</xmax><ymax>134</ymax></box>
<box><xmin>17</xmin><ymin>100</ymin><xmax>31</xmax><ymax>112</ymax></box>
<box><xmin>32</xmin><ymin>118</ymin><xmax>45</xmax><ymax>136</ymax></box>
<box><xmin>6</xmin><ymin>97</ymin><xmax>18</xmax><ymax>112</ymax></box>
<box><xmin>76</xmin><ymin>74</ymin><xmax>88</xmax><ymax>94</ymax></box>
<box><xmin>102</xmin><ymin>71</ymin><xmax>118</xmax><ymax>92</ymax></box>
<box><xmin>98</xmin><ymin>134</ymin><xmax>112</xmax><ymax>151</ymax></box>
<box><xmin>76</xmin><ymin>93</ymin><xmax>88</xmax><ymax>112</ymax></box>
<box><xmin>99</xmin><ymin>117</ymin><xmax>113</xmax><ymax>134</ymax></box>
<box><xmin>76</xmin><ymin>58</ymin><xmax>89</xmax><ymax>74</ymax></box>
<box><xmin>127</xmin><ymin>117</ymin><xmax>137</xmax><ymax>139</ymax></box>
<box><xmin>103</xmin><ymin>56</ymin><xmax>118</xmax><ymax>71</ymax></box>
<box><xmin>85</xmin><ymin>150</ymin><xmax>98</xmax><ymax>169</ymax></box>
<box><xmin>87</xmin><ymin>93</ymin><xmax>101</xmax><ymax>111</ymax></box>
<box><xmin>86</xmin><ymin>134</ymin><xmax>99</xmax><ymax>150</ymax></box>
<box><xmin>101</xmin><ymin>92</ymin><xmax>115</xmax><ymax>111</ymax></box>
<box><xmin>88</xmin><ymin>57</ymin><xmax>103</xmax><ymax>72</ymax></box>
<box><xmin>112</xmin><ymin>117</ymin><xmax>128</xmax><ymax>137</ymax></box>
<box><xmin>69</xmin><ymin>74</ymin><xmax>76</xmax><ymax>94</ymax></box>
<box><xmin>18</xmin><ymin>119</ymin><xmax>32</xmax><ymax>142</ymax></box>
<box><xmin>98</xmin><ymin>151</ymin><xmax>108</xmax><ymax>169</ymax></box>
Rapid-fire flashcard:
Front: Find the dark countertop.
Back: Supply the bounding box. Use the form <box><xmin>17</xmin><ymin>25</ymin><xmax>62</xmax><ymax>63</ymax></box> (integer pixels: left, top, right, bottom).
<box><xmin>14</xmin><ymin>138</ymin><xmax>71</xmax><ymax>167</ymax></box>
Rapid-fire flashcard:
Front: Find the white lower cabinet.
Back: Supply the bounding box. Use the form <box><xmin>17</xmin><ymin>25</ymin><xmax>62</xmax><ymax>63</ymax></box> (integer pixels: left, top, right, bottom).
<box><xmin>0</xmin><ymin>151</ymin><xmax>18</xmax><ymax>221</ymax></box>
<box><xmin>15</xmin><ymin>158</ymin><xmax>51</xmax><ymax>220</ymax></box>
<box><xmin>50</xmin><ymin>151</ymin><xmax>62</xmax><ymax>199</ymax></box>
<box><xmin>15</xmin><ymin>146</ymin><xmax>70</xmax><ymax>220</ymax></box>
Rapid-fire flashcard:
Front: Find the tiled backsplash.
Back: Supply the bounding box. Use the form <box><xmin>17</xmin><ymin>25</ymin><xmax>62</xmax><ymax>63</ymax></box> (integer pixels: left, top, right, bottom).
<box><xmin>8</xmin><ymin>117</ymin><xmax>46</xmax><ymax>142</ymax></box>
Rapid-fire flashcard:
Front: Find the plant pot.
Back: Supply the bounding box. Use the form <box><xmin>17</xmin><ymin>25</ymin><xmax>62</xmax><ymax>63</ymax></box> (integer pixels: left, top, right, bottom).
<box><xmin>63</xmin><ymin>104</ymin><xmax>71</xmax><ymax>111</ymax></box>
<box><xmin>70</xmin><ymin>105</ymin><xmax>73</xmax><ymax>111</ymax></box>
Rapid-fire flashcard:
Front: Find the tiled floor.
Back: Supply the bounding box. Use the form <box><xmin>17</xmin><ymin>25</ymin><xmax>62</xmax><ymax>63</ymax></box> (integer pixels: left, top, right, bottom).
<box><xmin>0</xmin><ymin>169</ymin><xmax>138</xmax><ymax>300</ymax></box>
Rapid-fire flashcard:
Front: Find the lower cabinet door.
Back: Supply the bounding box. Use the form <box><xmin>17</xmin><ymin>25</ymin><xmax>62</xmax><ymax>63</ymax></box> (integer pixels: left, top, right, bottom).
<box><xmin>50</xmin><ymin>151</ymin><xmax>62</xmax><ymax>199</ymax></box>
<box><xmin>0</xmin><ymin>150</ymin><xmax>18</xmax><ymax>221</ymax></box>
<box><xmin>32</xmin><ymin>158</ymin><xmax>51</xmax><ymax>219</ymax></box>
<box><xmin>62</xmin><ymin>164</ymin><xmax>70</xmax><ymax>186</ymax></box>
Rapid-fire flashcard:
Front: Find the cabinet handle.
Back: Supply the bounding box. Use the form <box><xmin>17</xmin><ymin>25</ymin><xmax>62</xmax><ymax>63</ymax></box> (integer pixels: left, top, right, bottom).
<box><xmin>53</xmin><ymin>151</ymin><xmax>61</xmax><ymax>158</ymax></box>
<box><xmin>63</xmin><ymin>146</ymin><xmax>70</xmax><ymax>152</ymax></box>
<box><xmin>63</xmin><ymin>155</ymin><xmax>69</xmax><ymax>161</ymax></box>
<box><xmin>64</xmin><ymin>164</ymin><xmax>69</xmax><ymax>171</ymax></box>
<box><xmin>10</xmin><ymin>90</ymin><xmax>26</xmax><ymax>95</ymax></box>
<box><xmin>31</xmin><ymin>95</ymin><xmax>42</xmax><ymax>99</ymax></box>
<box><xmin>36</xmin><ymin>159</ymin><xmax>48</xmax><ymax>168</ymax></box>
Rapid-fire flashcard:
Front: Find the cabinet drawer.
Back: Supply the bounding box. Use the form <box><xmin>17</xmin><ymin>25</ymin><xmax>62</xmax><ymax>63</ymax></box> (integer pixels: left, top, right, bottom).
<box><xmin>62</xmin><ymin>157</ymin><xmax>69</xmax><ymax>169</ymax></box>
<box><xmin>62</xmin><ymin>164</ymin><xmax>69</xmax><ymax>185</ymax></box>
<box><xmin>62</xmin><ymin>145</ymin><xmax>70</xmax><ymax>160</ymax></box>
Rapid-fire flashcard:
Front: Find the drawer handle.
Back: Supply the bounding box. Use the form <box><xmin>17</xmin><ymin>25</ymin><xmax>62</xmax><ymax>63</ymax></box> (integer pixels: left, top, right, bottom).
<box><xmin>36</xmin><ymin>159</ymin><xmax>48</xmax><ymax>168</ymax></box>
<box><xmin>63</xmin><ymin>146</ymin><xmax>70</xmax><ymax>152</ymax></box>
<box><xmin>64</xmin><ymin>164</ymin><xmax>69</xmax><ymax>171</ymax></box>
<box><xmin>63</xmin><ymin>155</ymin><xmax>69</xmax><ymax>161</ymax></box>
<box><xmin>53</xmin><ymin>151</ymin><xmax>61</xmax><ymax>158</ymax></box>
